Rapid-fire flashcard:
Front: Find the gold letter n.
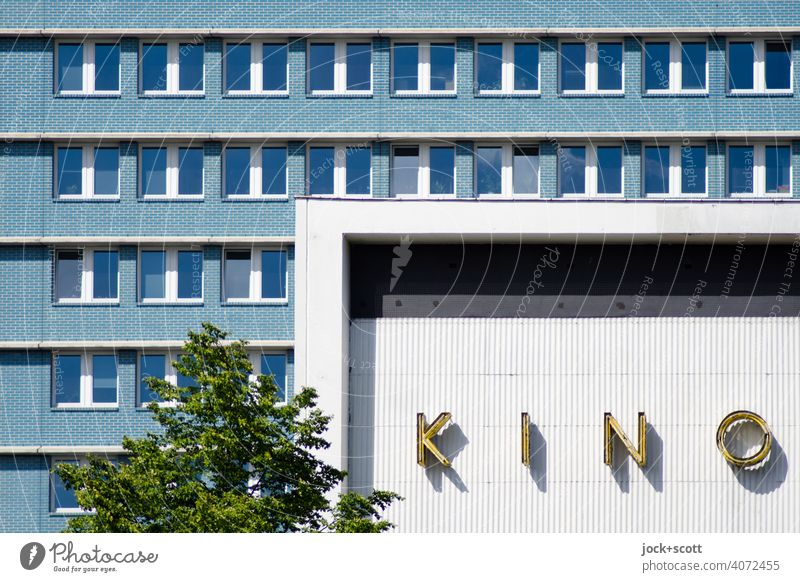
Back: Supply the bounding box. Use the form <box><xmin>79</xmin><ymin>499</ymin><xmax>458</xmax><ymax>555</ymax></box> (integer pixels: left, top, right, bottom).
<box><xmin>417</xmin><ymin>412</ymin><xmax>452</xmax><ymax>467</ymax></box>
<box><xmin>604</xmin><ymin>412</ymin><xmax>647</xmax><ymax>467</ymax></box>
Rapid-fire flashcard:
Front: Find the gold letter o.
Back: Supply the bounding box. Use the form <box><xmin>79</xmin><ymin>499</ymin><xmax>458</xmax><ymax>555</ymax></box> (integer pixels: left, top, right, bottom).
<box><xmin>716</xmin><ymin>410</ymin><xmax>772</xmax><ymax>468</ymax></box>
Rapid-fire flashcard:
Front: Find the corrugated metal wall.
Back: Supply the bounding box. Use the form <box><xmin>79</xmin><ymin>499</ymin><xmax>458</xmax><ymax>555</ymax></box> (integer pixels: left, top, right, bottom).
<box><xmin>348</xmin><ymin>318</ymin><xmax>799</xmax><ymax>532</ymax></box>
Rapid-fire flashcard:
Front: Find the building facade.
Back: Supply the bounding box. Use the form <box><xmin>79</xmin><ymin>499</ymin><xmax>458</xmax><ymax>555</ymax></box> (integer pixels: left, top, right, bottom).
<box><xmin>1</xmin><ymin>1</ymin><xmax>800</xmax><ymax>532</ymax></box>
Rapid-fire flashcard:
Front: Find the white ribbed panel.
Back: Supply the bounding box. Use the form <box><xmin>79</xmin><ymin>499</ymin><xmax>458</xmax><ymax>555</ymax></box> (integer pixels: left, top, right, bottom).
<box><xmin>348</xmin><ymin>318</ymin><xmax>800</xmax><ymax>532</ymax></box>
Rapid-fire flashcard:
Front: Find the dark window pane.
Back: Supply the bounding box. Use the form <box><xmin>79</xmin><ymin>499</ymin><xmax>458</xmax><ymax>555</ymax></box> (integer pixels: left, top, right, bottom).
<box><xmin>94</xmin><ymin>147</ymin><xmax>119</xmax><ymax>196</ymax></box>
<box><xmin>261</xmin><ymin>250</ymin><xmax>287</xmax><ymax>299</ymax></box>
<box><xmin>53</xmin><ymin>354</ymin><xmax>81</xmax><ymax>404</ymax></box>
<box><xmin>309</xmin><ymin>43</ymin><xmax>335</xmax><ymax>91</ymax></box>
<box><xmin>561</xmin><ymin>43</ymin><xmax>586</xmax><ymax>91</ymax></box>
<box><xmin>681</xmin><ymin>42</ymin><xmax>706</xmax><ymax>90</ymax></box>
<box><xmin>392</xmin><ymin>146</ymin><xmax>419</xmax><ymax>195</ymax></box>
<box><xmin>178</xmin><ymin>251</ymin><xmax>203</xmax><ymax>299</ymax></box>
<box><xmin>393</xmin><ymin>43</ymin><xmax>418</xmax><ymax>91</ymax></box>
<box><xmin>308</xmin><ymin>147</ymin><xmax>335</xmax><ymax>194</ymax></box>
<box><xmin>681</xmin><ymin>146</ymin><xmax>706</xmax><ymax>194</ymax></box>
<box><xmin>766</xmin><ymin>145</ymin><xmax>791</xmax><ymax>194</ymax></box>
<box><xmin>430</xmin><ymin>43</ymin><xmax>455</xmax><ymax>91</ymax></box>
<box><xmin>597</xmin><ymin>146</ymin><xmax>622</xmax><ymax>194</ymax></box>
<box><xmin>263</xmin><ymin>43</ymin><xmax>287</xmax><ymax>91</ymax></box>
<box><xmin>57</xmin><ymin>147</ymin><xmax>83</xmax><ymax>196</ymax></box>
<box><xmin>94</xmin><ymin>43</ymin><xmax>119</xmax><ymax>91</ymax></box>
<box><xmin>645</xmin><ymin>42</ymin><xmax>671</xmax><ymax>91</ymax></box>
<box><xmin>58</xmin><ymin>43</ymin><xmax>83</xmax><ymax>92</ymax></box>
<box><xmin>513</xmin><ymin>145</ymin><xmax>539</xmax><ymax>194</ymax></box>
<box><xmin>429</xmin><ymin>147</ymin><xmax>455</xmax><ymax>195</ymax></box>
<box><xmin>175</xmin><ymin>363</ymin><xmax>193</xmax><ymax>389</ymax></box>
<box><xmin>346</xmin><ymin>145</ymin><xmax>371</xmax><ymax>195</ymax></box>
<box><xmin>261</xmin><ymin>354</ymin><xmax>287</xmax><ymax>401</ymax></box>
<box><xmin>225</xmin><ymin>43</ymin><xmax>251</xmax><ymax>91</ymax></box>
<box><xmin>140</xmin><ymin>250</ymin><xmax>166</xmax><ymax>300</ymax></box>
<box><xmin>179</xmin><ymin>43</ymin><xmax>204</xmax><ymax>91</ymax></box>
<box><xmin>262</xmin><ymin>147</ymin><xmax>287</xmax><ymax>195</ymax></box>
<box><xmin>476</xmin><ymin>43</ymin><xmax>502</xmax><ymax>91</ymax></box>
<box><xmin>92</xmin><ymin>355</ymin><xmax>117</xmax><ymax>404</ymax></box>
<box><xmin>142</xmin><ymin>43</ymin><xmax>168</xmax><ymax>91</ymax></box>
<box><xmin>644</xmin><ymin>146</ymin><xmax>670</xmax><ymax>194</ymax></box>
<box><xmin>51</xmin><ymin>459</ymin><xmax>79</xmax><ymax>509</ymax></box>
<box><xmin>728</xmin><ymin>146</ymin><xmax>755</xmax><ymax>194</ymax></box>
<box><xmin>597</xmin><ymin>42</ymin><xmax>622</xmax><ymax>90</ymax></box>
<box><xmin>766</xmin><ymin>42</ymin><xmax>791</xmax><ymax>90</ymax></box>
<box><xmin>559</xmin><ymin>146</ymin><xmax>586</xmax><ymax>194</ymax></box>
<box><xmin>729</xmin><ymin>42</ymin><xmax>754</xmax><ymax>90</ymax></box>
<box><xmin>225</xmin><ymin>147</ymin><xmax>250</xmax><ymax>195</ymax></box>
<box><xmin>140</xmin><ymin>353</ymin><xmax>165</xmax><ymax>404</ymax></box>
<box><xmin>514</xmin><ymin>43</ymin><xmax>539</xmax><ymax>91</ymax></box>
<box><xmin>93</xmin><ymin>250</ymin><xmax>118</xmax><ymax>299</ymax></box>
<box><xmin>178</xmin><ymin>147</ymin><xmax>203</xmax><ymax>195</ymax></box>
<box><xmin>55</xmin><ymin>250</ymin><xmax>82</xmax><ymax>300</ymax></box>
<box><xmin>476</xmin><ymin>146</ymin><xmax>503</xmax><ymax>195</ymax></box>
<box><xmin>346</xmin><ymin>43</ymin><xmax>371</xmax><ymax>90</ymax></box>
<box><xmin>225</xmin><ymin>250</ymin><xmax>251</xmax><ymax>299</ymax></box>
<box><xmin>141</xmin><ymin>147</ymin><xmax>167</xmax><ymax>196</ymax></box>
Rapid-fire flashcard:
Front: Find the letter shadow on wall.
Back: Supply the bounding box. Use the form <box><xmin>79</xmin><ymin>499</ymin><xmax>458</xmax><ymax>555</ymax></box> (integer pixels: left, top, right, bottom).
<box><xmin>528</xmin><ymin>423</ymin><xmax>547</xmax><ymax>492</ymax></box>
<box><xmin>610</xmin><ymin>423</ymin><xmax>664</xmax><ymax>493</ymax></box>
<box><xmin>731</xmin><ymin>435</ymin><xmax>788</xmax><ymax>494</ymax></box>
<box><xmin>423</xmin><ymin>423</ymin><xmax>470</xmax><ymax>493</ymax></box>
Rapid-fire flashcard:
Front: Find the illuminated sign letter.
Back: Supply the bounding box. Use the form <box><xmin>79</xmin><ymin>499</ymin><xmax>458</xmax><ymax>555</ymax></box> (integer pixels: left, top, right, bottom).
<box><xmin>416</xmin><ymin>412</ymin><xmax>452</xmax><ymax>467</ymax></box>
<box><xmin>716</xmin><ymin>410</ymin><xmax>773</xmax><ymax>468</ymax></box>
<box><xmin>604</xmin><ymin>412</ymin><xmax>647</xmax><ymax>467</ymax></box>
<box><xmin>521</xmin><ymin>412</ymin><xmax>531</xmax><ymax>466</ymax></box>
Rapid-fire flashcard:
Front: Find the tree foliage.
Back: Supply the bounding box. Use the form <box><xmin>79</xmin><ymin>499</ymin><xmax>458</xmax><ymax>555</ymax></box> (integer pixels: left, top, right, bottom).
<box><xmin>56</xmin><ymin>323</ymin><xmax>399</xmax><ymax>533</ymax></box>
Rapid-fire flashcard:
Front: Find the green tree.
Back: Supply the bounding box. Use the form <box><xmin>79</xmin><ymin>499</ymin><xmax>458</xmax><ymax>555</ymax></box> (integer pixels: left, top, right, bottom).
<box><xmin>55</xmin><ymin>323</ymin><xmax>399</xmax><ymax>533</ymax></box>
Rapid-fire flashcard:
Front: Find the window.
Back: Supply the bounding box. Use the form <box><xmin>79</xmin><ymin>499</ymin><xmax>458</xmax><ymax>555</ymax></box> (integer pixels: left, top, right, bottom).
<box><xmin>560</xmin><ymin>41</ymin><xmax>623</xmax><ymax>93</ymax></box>
<box><xmin>54</xmin><ymin>249</ymin><xmax>119</xmax><ymax>303</ymax></box>
<box><xmin>141</xmin><ymin>41</ymin><xmax>204</xmax><ymax>94</ymax></box>
<box><xmin>307</xmin><ymin>40</ymin><xmax>372</xmax><ymax>94</ymax></box>
<box><xmin>475</xmin><ymin>40</ymin><xmax>539</xmax><ymax>93</ymax></box>
<box><xmin>728</xmin><ymin>39</ymin><xmax>792</xmax><ymax>93</ymax></box>
<box><xmin>307</xmin><ymin>144</ymin><xmax>371</xmax><ymax>196</ymax></box>
<box><xmin>139</xmin><ymin>352</ymin><xmax>193</xmax><ymax>405</ymax></box>
<box><xmin>392</xmin><ymin>41</ymin><xmax>456</xmax><ymax>94</ymax></box>
<box><xmin>50</xmin><ymin>456</ymin><xmax>121</xmax><ymax>512</ymax></box>
<box><xmin>558</xmin><ymin>144</ymin><xmax>624</xmax><ymax>196</ymax></box>
<box><xmin>224</xmin><ymin>41</ymin><xmax>288</xmax><ymax>94</ymax></box>
<box><xmin>643</xmin><ymin>40</ymin><xmax>708</xmax><ymax>93</ymax></box>
<box><xmin>224</xmin><ymin>145</ymin><xmax>288</xmax><ymax>197</ymax></box>
<box><xmin>728</xmin><ymin>144</ymin><xmax>791</xmax><ymax>196</ymax></box>
<box><xmin>391</xmin><ymin>145</ymin><xmax>455</xmax><ymax>196</ymax></box>
<box><xmin>475</xmin><ymin>144</ymin><xmax>539</xmax><ymax>196</ymax></box>
<box><xmin>249</xmin><ymin>352</ymin><xmax>289</xmax><ymax>402</ymax></box>
<box><xmin>56</xmin><ymin>41</ymin><xmax>120</xmax><ymax>94</ymax></box>
<box><xmin>140</xmin><ymin>144</ymin><xmax>203</xmax><ymax>198</ymax></box>
<box><xmin>642</xmin><ymin>144</ymin><xmax>707</xmax><ymax>196</ymax></box>
<box><xmin>223</xmin><ymin>249</ymin><xmax>288</xmax><ymax>302</ymax></box>
<box><xmin>139</xmin><ymin>248</ymin><xmax>203</xmax><ymax>303</ymax></box>
<box><xmin>52</xmin><ymin>352</ymin><xmax>117</xmax><ymax>407</ymax></box>
<box><xmin>55</xmin><ymin>145</ymin><xmax>119</xmax><ymax>198</ymax></box>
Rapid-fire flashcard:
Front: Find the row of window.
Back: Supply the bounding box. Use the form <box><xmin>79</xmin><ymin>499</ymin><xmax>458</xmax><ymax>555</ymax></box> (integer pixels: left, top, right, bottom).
<box><xmin>55</xmin><ymin>37</ymin><xmax>794</xmax><ymax>96</ymax></box>
<box><xmin>53</xmin><ymin>248</ymin><xmax>287</xmax><ymax>304</ymax></box>
<box><xmin>52</xmin><ymin>141</ymin><xmax>793</xmax><ymax>199</ymax></box>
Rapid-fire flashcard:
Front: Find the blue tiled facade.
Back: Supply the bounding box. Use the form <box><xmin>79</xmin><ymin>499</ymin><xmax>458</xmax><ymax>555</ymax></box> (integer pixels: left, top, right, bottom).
<box><xmin>1</xmin><ymin>1</ymin><xmax>800</xmax><ymax>532</ymax></box>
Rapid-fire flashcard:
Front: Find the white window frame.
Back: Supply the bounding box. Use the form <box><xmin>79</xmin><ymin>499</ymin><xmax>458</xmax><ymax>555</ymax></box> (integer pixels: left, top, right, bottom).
<box><xmin>50</xmin><ymin>456</ymin><xmax>93</xmax><ymax>514</ymax></box>
<box><xmin>223</xmin><ymin>39</ymin><xmax>289</xmax><ymax>95</ymax></box>
<box><xmin>307</xmin><ymin>39</ymin><xmax>372</xmax><ymax>95</ymax></box>
<box><xmin>223</xmin><ymin>144</ymin><xmax>289</xmax><ymax>199</ymax></box>
<box><xmin>558</xmin><ymin>143</ymin><xmax>625</xmax><ymax>198</ymax></box>
<box><xmin>727</xmin><ymin>38</ymin><xmax>794</xmax><ymax>95</ymax></box>
<box><xmin>391</xmin><ymin>143</ymin><xmax>457</xmax><ymax>197</ymax></box>
<box><xmin>642</xmin><ymin>143</ymin><xmax>708</xmax><ymax>198</ymax></box>
<box><xmin>391</xmin><ymin>39</ymin><xmax>457</xmax><ymax>95</ymax></box>
<box><xmin>139</xmin><ymin>143</ymin><xmax>204</xmax><ymax>199</ymax></box>
<box><xmin>137</xmin><ymin>350</ymin><xmax>187</xmax><ymax>407</ymax></box>
<box><xmin>643</xmin><ymin>39</ymin><xmax>709</xmax><ymax>94</ymax></box>
<box><xmin>223</xmin><ymin>247</ymin><xmax>289</xmax><ymax>304</ymax></box>
<box><xmin>727</xmin><ymin>142</ymin><xmax>793</xmax><ymax>198</ymax></box>
<box><xmin>248</xmin><ymin>351</ymin><xmax>289</xmax><ymax>404</ymax></box>
<box><xmin>54</xmin><ymin>40</ymin><xmax>121</xmax><ymax>95</ymax></box>
<box><xmin>54</xmin><ymin>248</ymin><xmax>120</xmax><ymax>304</ymax></box>
<box><xmin>305</xmin><ymin>143</ymin><xmax>372</xmax><ymax>197</ymax></box>
<box><xmin>51</xmin><ymin>351</ymin><xmax>118</xmax><ymax>409</ymax></box>
<box><xmin>140</xmin><ymin>40</ymin><xmax>205</xmax><ymax>96</ymax></box>
<box><xmin>54</xmin><ymin>144</ymin><xmax>120</xmax><ymax>199</ymax></box>
<box><xmin>559</xmin><ymin>40</ymin><xmax>625</xmax><ymax>95</ymax></box>
<box><xmin>474</xmin><ymin>39</ymin><xmax>540</xmax><ymax>95</ymax></box>
<box><xmin>474</xmin><ymin>143</ymin><xmax>541</xmax><ymax>197</ymax></box>
<box><xmin>138</xmin><ymin>247</ymin><xmax>204</xmax><ymax>304</ymax></box>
